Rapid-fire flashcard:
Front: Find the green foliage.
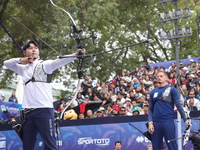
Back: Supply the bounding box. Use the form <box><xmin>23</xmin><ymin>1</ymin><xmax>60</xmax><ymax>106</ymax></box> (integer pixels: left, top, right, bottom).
<box><xmin>0</xmin><ymin>0</ymin><xmax>199</xmax><ymax>89</ymax></box>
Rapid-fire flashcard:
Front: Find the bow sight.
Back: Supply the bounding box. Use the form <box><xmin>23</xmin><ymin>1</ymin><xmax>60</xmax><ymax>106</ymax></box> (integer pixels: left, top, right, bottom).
<box><xmin>72</xmin><ymin>25</ymin><xmax>97</xmax><ymax>49</ymax></box>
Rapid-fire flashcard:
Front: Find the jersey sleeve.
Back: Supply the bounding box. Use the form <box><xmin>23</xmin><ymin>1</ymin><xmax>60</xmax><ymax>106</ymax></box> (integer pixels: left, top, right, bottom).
<box><xmin>171</xmin><ymin>87</ymin><xmax>187</xmax><ymax>122</ymax></box>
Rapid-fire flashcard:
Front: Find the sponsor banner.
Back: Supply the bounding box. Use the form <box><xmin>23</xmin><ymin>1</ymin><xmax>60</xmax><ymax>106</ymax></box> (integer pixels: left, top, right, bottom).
<box><xmin>0</xmin><ymin>101</ymin><xmax>21</xmax><ymax>121</ymax></box>
<box><xmin>1</xmin><ymin>119</ymin><xmax>197</xmax><ymax>150</ymax></box>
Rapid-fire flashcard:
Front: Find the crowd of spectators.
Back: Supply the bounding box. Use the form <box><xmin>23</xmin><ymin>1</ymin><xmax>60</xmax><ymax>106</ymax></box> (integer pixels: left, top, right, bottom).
<box><xmin>2</xmin><ymin>59</ymin><xmax>200</xmax><ymax>121</ymax></box>
<box><xmin>56</xmin><ymin>58</ymin><xmax>200</xmax><ymax>119</ymax></box>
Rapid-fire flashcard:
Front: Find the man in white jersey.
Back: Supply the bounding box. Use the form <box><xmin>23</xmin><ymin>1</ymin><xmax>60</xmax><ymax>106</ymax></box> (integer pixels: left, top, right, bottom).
<box><xmin>4</xmin><ymin>40</ymin><xmax>84</xmax><ymax>150</ymax></box>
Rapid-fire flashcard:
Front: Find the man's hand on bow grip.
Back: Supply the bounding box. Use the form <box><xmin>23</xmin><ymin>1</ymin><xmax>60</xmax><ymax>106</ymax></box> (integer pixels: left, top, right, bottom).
<box><xmin>76</xmin><ymin>49</ymin><xmax>86</xmax><ymax>55</ymax></box>
<box><xmin>20</xmin><ymin>57</ymin><xmax>36</xmax><ymax>64</ymax></box>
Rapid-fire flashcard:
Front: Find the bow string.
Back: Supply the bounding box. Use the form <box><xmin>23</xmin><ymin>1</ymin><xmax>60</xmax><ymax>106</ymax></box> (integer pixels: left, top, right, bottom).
<box><xmin>49</xmin><ymin>0</ymin><xmax>86</xmax><ymax>119</ymax></box>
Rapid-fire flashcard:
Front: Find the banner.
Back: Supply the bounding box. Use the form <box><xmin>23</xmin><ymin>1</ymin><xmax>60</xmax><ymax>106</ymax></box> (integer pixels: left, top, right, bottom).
<box><xmin>0</xmin><ymin>101</ymin><xmax>22</xmax><ymax>121</ymax></box>
<box><xmin>0</xmin><ymin>119</ymin><xmax>199</xmax><ymax>150</ymax></box>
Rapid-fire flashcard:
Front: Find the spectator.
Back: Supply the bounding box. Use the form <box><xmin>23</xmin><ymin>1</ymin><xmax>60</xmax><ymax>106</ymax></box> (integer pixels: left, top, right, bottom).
<box><xmin>8</xmin><ymin>92</ymin><xmax>18</xmax><ymax>103</ymax></box>
<box><xmin>65</xmin><ymin>96</ymin><xmax>76</xmax><ymax>108</ymax></box>
<box><xmin>120</xmin><ymin>88</ymin><xmax>127</xmax><ymax>99</ymax></box>
<box><xmin>116</xmin><ymin>80</ymin><xmax>127</xmax><ymax>92</ymax></box>
<box><xmin>144</xmin><ymin>76</ymin><xmax>153</xmax><ymax>88</ymax></box>
<box><xmin>96</xmin><ymin>87</ymin><xmax>104</xmax><ymax>100</ymax></box>
<box><xmin>114</xmin><ymin>141</ymin><xmax>122</xmax><ymax>150</ymax></box>
<box><xmin>91</xmin><ymin>94</ymin><xmax>102</xmax><ymax>104</ymax></box>
<box><xmin>112</xmin><ymin>109</ymin><xmax>118</xmax><ymax>116</ymax></box>
<box><xmin>75</xmin><ymin>92</ymin><xmax>84</xmax><ymax>105</ymax></box>
<box><xmin>98</xmin><ymin>107</ymin><xmax>108</xmax><ymax>117</ymax></box>
<box><xmin>168</xmin><ymin>72</ymin><xmax>176</xmax><ymax>85</ymax></box>
<box><xmin>138</xmin><ymin>96</ymin><xmax>145</xmax><ymax>108</ymax></box>
<box><xmin>181</xmin><ymin>85</ymin><xmax>188</xmax><ymax>98</ymax></box>
<box><xmin>168</xmin><ymin>62</ymin><xmax>176</xmax><ymax>72</ymax></box>
<box><xmin>141</xmin><ymin>104</ymin><xmax>149</xmax><ymax>114</ymax></box>
<box><xmin>82</xmin><ymin>95</ymin><xmax>91</xmax><ymax>104</ymax></box>
<box><xmin>132</xmin><ymin>107</ymin><xmax>140</xmax><ymax>115</ymax></box>
<box><xmin>134</xmin><ymin>93</ymin><xmax>140</xmax><ymax>104</ymax></box>
<box><xmin>92</xmin><ymin>82</ymin><xmax>101</xmax><ymax>94</ymax></box>
<box><xmin>85</xmin><ymin>110</ymin><xmax>95</xmax><ymax>119</ymax></box>
<box><xmin>133</xmin><ymin>78</ymin><xmax>141</xmax><ymax>88</ymax></box>
<box><xmin>143</xmin><ymin>61</ymin><xmax>150</xmax><ymax>71</ymax></box>
<box><xmin>124</xmin><ymin>98</ymin><xmax>133</xmax><ymax>113</ymax></box>
<box><xmin>145</xmin><ymin>93</ymin><xmax>150</xmax><ymax>102</ymax></box>
<box><xmin>189</xmin><ymin>60</ymin><xmax>196</xmax><ymax>72</ymax></box>
<box><xmin>106</xmin><ymin>104</ymin><xmax>114</xmax><ymax>116</ymax></box>
<box><xmin>135</xmin><ymin>86</ymin><xmax>144</xmax><ymax>97</ymax></box>
<box><xmin>186</xmin><ymin>96</ymin><xmax>200</xmax><ymax>110</ymax></box>
<box><xmin>110</xmin><ymin>112</ymin><xmax>118</xmax><ymax>117</ymax></box>
<box><xmin>112</xmin><ymin>99</ymin><xmax>121</xmax><ymax>112</ymax></box>
<box><xmin>81</xmin><ymin>75</ymin><xmax>93</xmax><ymax>96</ymax></box>
<box><xmin>108</xmin><ymin>89</ymin><xmax>117</xmax><ymax>101</ymax></box>
<box><xmin>139</xmin><ymin>78</ymin><xmax>145</xmax><ymax>86</ymax></box>
<box><xmin>59</xmin><ymin>98</ymin><xmax>67</xmax><ymax>112</ymax></box>
<box><xmin>149</xmin><ymin>72</ymin><xmax>155</xmax><ymax>81</ymax></box>
<box><xmin>149</xmin><ymin>67</ymin><xmax>155</xmax><ymax>75</ymax></box>
<box><xmin>95</xmin><ymin>109</ymin><xmax>104</xmax><ymax>118</ymax></box>
<box><xmin>108</xmin><ymin>82</ymin><xmax>116</xmax><ymax>92</ymax></box>
<box><xmin>195</xmin><ymin>80</ymin><xmax>200</xmax><ymax>94</ymax></box>
<box><xmin>100</xmin><ymin>82</ymin><xmax>108</xmax><ymax>94</ymax></box>
<box><xmin>118</xmin><ymin>107</ymin><xmax>128</xmax><ymax>116</ymax></box>
<box><xmin>151</xmin><ymin>81</ymin><xmax>159</xmax><ymax>89</ymax></box>
<box><xmin>102</xmin><ymin>93</ymin><xmax>112</xmax><ymax>105</ymax></box>
<box><xmin>85</xmin><ymin>88</ymin><xmax>93</xmax><ymax>100</ymax></box>
<box><xmin>186</xmin><ymin>74</ymin><xmax>197</xmax><ymax>88</ymax></box>
<box><xmin>78</xmin><ymin>113</ymin><xmax>85</xmax><ymax>119</ymax></box>
<box><xmin>159</xmin><ymin>66</ymin><xmax>165</xmax><ymax>72</ymax></box>
<box><xmin>186</xmin><ymin>98</ymin><xmax>198</xmax><ymax>111</ymax></box>
<box><xmin>0</xmin><ymin>91</ymin><xmax>5</xmax><ymax>101</ymax></box>
<box><xmin>181</xmin><ymin>67</ymin><xmax>188</xmax><ymax>77</ymax></box>
<box><xmin>129</xmin><ymin>91</ymin><xmax>135</xmax><ymax>101</ymax></box>
<box><xmin>146</xmin><ymin>144</ymin><xmax>153</xmax><ymax>150</ymax></box>
<box><xmin>131</xmin><ymin>99</ymin><xmax>142</xmax><ymax>113</ymax></box>
<box><xmin>180</xmin><ymin>75</ymin><xmax>187</xmax><ymax>85</ymax></box>
<box><xmin>186</xmin><ymin>87</ymin><xmax>200</xmax><ymax>100</ymax></box>
<box><xmin>125</xmin><ymin>80</ymin><xmax>132</xmax><ymax>92</ymax></box>
<box><xmin>116</xmin><ymin>91</ymin><xmax>125</xmax><ymax>104</ymax></box>
<box><xmin>179</xmin><ymin>61</ymin><xmax>184</xmax><ymax>69</ymax></box>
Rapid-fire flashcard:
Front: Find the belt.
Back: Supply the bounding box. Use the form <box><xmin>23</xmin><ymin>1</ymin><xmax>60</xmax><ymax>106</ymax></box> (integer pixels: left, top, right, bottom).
<box><xmin>24</xmin><ymin>108</ymin><xmax>37</xmax><ymax>114</ymax></box>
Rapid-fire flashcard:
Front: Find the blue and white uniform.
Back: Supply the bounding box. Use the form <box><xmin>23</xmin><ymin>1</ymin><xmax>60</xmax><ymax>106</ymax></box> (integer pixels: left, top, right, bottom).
<box><xmin>4</xmin><ymin>55</ymin><xmax>77</xmax><ymax>150</ymax></box>
<box><xmin>148</xmin><ymin>85</ymin><xmax>187</xmax><ymax>150</ymax></box>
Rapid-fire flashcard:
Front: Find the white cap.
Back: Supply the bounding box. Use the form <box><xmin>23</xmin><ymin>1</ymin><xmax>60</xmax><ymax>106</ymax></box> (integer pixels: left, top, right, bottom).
<box><xmin>126</xmin><ymin>98</ymin><xmax>131</xmax><ymax>102</ymax></box>
<box><xmin>182</xmin><ymin>67</ymin><xmax>188</xmax><ymax>70</ymax></box>
<box><xmin>97</xmin><ymin>87</ymin><xmax>102</xmax><ymax>90</ymax></box>
<box><xmin>98</xmin><ymin>107</ymin><xmax>105</xmax><ymax>111</ymax></box>
<box><xmin>189</xmin><ymin>74</ymin><xmax>194</xmax><ymax>78</ymax></box>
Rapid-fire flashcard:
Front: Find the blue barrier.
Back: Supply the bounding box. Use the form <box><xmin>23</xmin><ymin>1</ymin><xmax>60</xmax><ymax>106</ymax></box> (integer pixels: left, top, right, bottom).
<box><xmin>0</xmin><ymin>111</ymin><xmax>199</xmax><ymax>150</ymax></box>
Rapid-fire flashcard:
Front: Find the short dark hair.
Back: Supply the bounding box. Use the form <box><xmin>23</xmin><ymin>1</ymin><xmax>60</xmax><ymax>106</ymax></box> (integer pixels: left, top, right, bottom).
<box><xmin>120</xmin><ymin>107</ymin><xmax>126</xmax><ymax>111</ymax></box>
<box><xmin>115</xmin><ymin>141</ymin><xmax>122</xmax><ymax>146</ymax></box>
<box><xmin>22</xmin><ymin>40</ymin><xmax>39</xmax><ymax>51</ymax></box>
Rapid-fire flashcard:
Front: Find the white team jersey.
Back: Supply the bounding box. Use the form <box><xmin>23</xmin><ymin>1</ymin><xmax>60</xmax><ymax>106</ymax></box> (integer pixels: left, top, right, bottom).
<box><xmin>4</xmin><ymin>55</ymin><xmax>77</xmax><ymax>108</ymax></box>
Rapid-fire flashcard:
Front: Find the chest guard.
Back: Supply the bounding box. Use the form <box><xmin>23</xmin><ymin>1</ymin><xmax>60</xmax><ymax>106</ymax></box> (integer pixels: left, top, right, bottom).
<box><xmin>25</xmin><ymin>62</ymin><xmax>52</xmax><ymax>85</ymax></box>
<box><xmin>158</xmin><ymin>86</ymin><xmax>173</xmax><ymax>103</ymax></box>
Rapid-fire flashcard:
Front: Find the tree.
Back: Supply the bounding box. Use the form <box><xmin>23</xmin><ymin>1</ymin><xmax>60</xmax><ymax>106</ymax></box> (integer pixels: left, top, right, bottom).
<box><xmin>0</xmin><ymin>0</ymin><xmax>198</xmax><ymax>96</ymax></box>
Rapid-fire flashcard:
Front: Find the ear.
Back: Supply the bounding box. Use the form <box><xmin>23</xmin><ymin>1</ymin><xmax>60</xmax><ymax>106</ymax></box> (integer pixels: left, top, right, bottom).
<box><xmin>23</xmin><ymin>50</ymin><xmax>26</xmax><ymax>56</ymax></box>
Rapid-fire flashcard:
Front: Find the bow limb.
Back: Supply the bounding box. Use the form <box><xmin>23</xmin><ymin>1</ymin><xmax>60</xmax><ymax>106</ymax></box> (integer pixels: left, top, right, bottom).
<box><xmin>49</xmin><ymin>0</ymin><xmax>77</xmax><ymax>27</ymax></box>
<box><xmin>0</xmin><ymin>22</ymin><xmax>23</xmax><ymax>52</ymax></box>
<box><xmin>183</xmin><ymin>110</ymin><xmax>192</xmax><ymax>149</ymax></box>
<box><xmin>59</xmin><ymin>79</ymin><xmax>81</xmax><ymax>119</ymax></box>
